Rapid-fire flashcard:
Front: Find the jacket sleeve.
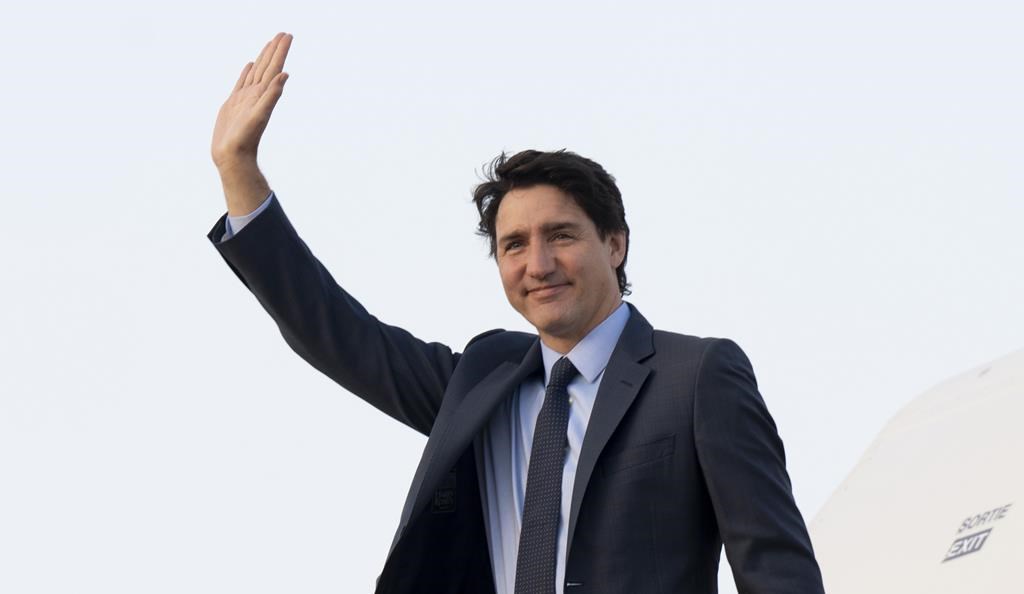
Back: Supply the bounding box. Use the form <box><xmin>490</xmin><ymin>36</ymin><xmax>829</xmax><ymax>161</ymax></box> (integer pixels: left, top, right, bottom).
<box><xmin>693</xmin><ymin>338</ymin><xmax>825</xmax><ymax>594</ymax></box>
<box><xmin>207</xmin><ymin>195</ymin><xmax>457</xmax><ymax>436</ymax></box>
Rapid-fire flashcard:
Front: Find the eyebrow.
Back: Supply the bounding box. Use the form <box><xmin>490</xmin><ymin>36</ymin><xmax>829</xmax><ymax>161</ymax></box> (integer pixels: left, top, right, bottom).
<box><xmin>497</xmin><ymin>221</ymin><xmax>583</xmax><ymax>245</ymax></box>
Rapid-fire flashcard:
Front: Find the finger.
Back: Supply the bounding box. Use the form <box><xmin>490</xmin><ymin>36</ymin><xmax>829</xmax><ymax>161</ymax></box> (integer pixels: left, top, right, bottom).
<box><xmin>254</xmin><ymin>32</ymin><xmax>288</xmax><ymax>85</ymax></box>
<box><xmin>259</xmin><ymin>33</ymin><xmax>292</xmax><ymax>85</ymax></box>
<box><xmin>246</xmin><ymin>36</ymin><xmax>277</xmax><ymax>86</ymax></box>
<box><xmin>233</xmin><ymin>62</ymin><xmax>253</xmax><ymax>93</ymax></box>
<box><xmin>256</xmin><ymin>72</ymin><xmax>289</xmax><ymax>116</ymax></box>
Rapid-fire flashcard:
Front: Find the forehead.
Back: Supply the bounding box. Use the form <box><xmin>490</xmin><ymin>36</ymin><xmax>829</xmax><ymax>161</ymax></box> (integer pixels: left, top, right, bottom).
<box><xmin>494</xmin><ymin>184</ymin><xmax>592</xmax><ymax>234</ymax></box>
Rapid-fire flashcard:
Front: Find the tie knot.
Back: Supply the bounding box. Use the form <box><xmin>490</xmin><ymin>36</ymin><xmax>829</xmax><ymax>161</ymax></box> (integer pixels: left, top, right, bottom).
<box><xmin>548</xmin><ymin>357</ymin><xmax>579</xmax><ymax>391</ymax></box>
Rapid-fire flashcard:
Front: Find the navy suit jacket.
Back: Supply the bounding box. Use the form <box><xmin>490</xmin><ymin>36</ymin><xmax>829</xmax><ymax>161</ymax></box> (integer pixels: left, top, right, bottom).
<box><xmin>209</xmin><ymin>197</ymin><xmax>825</xmax><ymax>594</ymax></box>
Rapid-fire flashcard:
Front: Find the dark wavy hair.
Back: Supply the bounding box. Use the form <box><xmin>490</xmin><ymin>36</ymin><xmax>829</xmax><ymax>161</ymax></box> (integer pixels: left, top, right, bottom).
<box><xmin>472</xmin><ymin>149</ymin><xmax>631</xmax><ymax>295</ymax></box>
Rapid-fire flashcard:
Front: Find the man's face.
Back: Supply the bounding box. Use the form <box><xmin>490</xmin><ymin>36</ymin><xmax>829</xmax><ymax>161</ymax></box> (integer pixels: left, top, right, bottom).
<box><xmin>494</xmin><ymin>184</ymin><xmax>626</xmax><ymax>352</ymax></box>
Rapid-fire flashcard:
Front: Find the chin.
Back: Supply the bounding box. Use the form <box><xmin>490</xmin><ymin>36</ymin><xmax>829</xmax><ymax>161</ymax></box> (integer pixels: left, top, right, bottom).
<box><xmin>533</xmin><ymin>316</ymin><xmax>578</xmax><ymax>341</ymax></box>
<box><xmin>524</xmin><ymin>304</ymin><xmax>567</xmax><ymax>328</ymax></box>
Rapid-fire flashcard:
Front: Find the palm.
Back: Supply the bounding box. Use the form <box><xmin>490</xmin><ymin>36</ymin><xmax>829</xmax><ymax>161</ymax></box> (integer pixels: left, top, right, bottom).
<box><xmin>212</xmin><ymin>33</ymin><xmax>292</xmax><ymax>168</ymax></box>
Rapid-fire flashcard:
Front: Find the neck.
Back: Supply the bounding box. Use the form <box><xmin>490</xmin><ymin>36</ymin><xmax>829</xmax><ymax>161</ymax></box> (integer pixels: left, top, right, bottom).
<box><xmin>540</xmin><ymin>298</ymin><xmax>623</xmax><ymax>354</ymax></box>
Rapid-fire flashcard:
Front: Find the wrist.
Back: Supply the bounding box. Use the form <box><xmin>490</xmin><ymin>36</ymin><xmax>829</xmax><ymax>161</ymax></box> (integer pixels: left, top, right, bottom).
<box><xmin>216</xmin><ymin>160</ymin><xmax>271</xmax><ymax>218</ymax></box>
<box><xmin>214</xmin><ymin>153</ymin><xmax>259</xmax><ymax>177</ymax></box>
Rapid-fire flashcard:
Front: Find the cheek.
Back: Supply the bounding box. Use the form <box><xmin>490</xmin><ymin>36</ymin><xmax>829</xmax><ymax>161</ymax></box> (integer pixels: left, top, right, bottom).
<box><xmin>497</xmin><ymin>262</ymin><xmax>520</xmax><ymax>296</ymax></box>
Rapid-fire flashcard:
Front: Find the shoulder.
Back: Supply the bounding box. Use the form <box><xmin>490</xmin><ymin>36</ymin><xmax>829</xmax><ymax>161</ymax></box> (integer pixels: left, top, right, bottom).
<box><xmin>446</xmin><ymin>328</ymin><xmax>536</xmax><ymax>387</ymax></box>
<box><xmin>646</xmin><ymin>329</ymin><xmax>755</xmax><ymax>386</ymax></box>
<box><xmin>462</xmin><ymin>328</ymin><xmax>536</xmax><ymax>359</ymax></box>
<box><xmin>648</xmin><ymin>329</ymin><xmax>743</xmax><ymax>362</ymax></box>
<box><xmin>624</xmin><ymin>306</ymin><xmax>747</xmax><ymax>370</ymax></box>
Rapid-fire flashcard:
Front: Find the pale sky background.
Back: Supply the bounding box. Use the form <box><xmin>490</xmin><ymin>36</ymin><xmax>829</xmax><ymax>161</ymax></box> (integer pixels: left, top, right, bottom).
<box><xmin>2</xmin><ymin>1</ymin><xmax>1021</xmax><ymax>592</ymax></box>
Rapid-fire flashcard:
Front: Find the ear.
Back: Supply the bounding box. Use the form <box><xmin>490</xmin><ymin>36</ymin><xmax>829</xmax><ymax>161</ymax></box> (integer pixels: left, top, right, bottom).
<box><xmin>606</xmin><ymin>230</ymin><xmax>627</xmax><ymax>268</ymax></box>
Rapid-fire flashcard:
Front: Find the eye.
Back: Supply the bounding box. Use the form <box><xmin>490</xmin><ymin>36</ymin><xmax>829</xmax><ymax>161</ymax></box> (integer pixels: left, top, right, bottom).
<box><xmin>503</xmin><ymin>240</ymin><xmax>523</xmax><ymax>253</ymax></box>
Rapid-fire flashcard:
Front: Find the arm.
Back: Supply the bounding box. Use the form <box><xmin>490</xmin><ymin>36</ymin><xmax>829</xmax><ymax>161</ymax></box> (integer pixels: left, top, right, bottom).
<box><xmin>208</xmin><ymin>34</ymin><xmax>455</xmax><ymax>435</ymax></box>
<box><xmin>693</xmin><ymin>339</ymin><xmax>825</xmax><ymax>594</ymax></box>
<box><xmin>209</xmin><ymin>197</ymin><xmax>457</xmax><ymax>436</ymax></box>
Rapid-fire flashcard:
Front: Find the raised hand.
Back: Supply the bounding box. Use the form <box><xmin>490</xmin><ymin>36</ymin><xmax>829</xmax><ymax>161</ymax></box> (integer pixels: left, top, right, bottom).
<box><xmin>211</xmin><ymin>32</ymin><xmax>293</xmax><ymax>171</ymax></box>
<box><xmin>212</xmin><ymin>33</ymin><xmax>292</xmax><ymax>216</ymax></box>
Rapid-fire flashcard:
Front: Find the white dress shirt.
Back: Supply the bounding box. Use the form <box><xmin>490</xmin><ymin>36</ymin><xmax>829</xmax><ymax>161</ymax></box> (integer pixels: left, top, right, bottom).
<box><xmin>482</xmin><ymin>303</ymin><xmax>629</xmax><ymax>594</ymax></box>
<box><xmin>222</xmin><ymin>193</ymin><xmax>631</xmax><ymax>594</ymax></box>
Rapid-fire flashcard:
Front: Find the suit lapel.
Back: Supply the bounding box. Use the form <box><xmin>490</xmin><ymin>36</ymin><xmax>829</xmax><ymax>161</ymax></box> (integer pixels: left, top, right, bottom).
<box><xmin>398</xmin><ymin>338</ymin><xmax>543</xmax><ymax>531</ymax></box>
<box><xmin>566</xmin><ymin>305</ymin><xmax>655</xmax><ymax>555</ymax></box>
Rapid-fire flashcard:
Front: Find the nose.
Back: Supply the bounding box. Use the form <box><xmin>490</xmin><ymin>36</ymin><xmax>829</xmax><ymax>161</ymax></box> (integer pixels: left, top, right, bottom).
<box><xmin>525</xmin><ymin>241</ymin><xmax>556</xmax><ymax>280</ymax></box>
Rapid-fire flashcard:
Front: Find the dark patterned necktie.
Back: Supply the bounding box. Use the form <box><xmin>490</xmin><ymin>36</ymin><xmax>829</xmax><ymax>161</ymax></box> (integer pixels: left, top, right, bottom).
<box><xmin>514</xmin><ymin>356</ymin><xmax>579</xmax><ymax>594</ymax></box>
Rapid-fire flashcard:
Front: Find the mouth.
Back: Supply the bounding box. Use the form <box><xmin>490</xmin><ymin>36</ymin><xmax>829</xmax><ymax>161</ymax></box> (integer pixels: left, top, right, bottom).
<box><xmin>527</xmin><ymin>283</ymin><xmax>570</xmax><ymax>299</ymax></box>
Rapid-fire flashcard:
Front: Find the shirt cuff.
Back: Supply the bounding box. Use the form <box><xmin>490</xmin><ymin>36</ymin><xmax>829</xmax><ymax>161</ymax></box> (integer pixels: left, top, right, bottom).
<box><xmin>222</xmin><ymin>191</ymin><xmax>276</xmax><ymax>241</ymax></box>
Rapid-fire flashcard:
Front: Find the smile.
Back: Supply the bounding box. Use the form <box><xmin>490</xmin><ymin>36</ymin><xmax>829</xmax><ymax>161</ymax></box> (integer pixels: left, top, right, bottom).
<box><xmin>528</xmin><ymin>284</ymin><xmax>570</xmax><ymax>299</ymax></box>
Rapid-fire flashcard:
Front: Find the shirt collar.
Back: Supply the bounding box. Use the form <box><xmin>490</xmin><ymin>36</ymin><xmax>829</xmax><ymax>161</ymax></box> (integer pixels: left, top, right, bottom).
<box><xmin>540</xmin><ymin>302</ymin><xmax>631</xmax><ymax>384</ymax></box>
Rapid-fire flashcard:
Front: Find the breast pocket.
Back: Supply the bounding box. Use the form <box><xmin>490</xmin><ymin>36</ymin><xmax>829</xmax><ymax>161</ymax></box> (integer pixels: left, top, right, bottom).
<box><xmin>600</xmin><ymin>434</ymin><xmax>676</xmax><ymax>476</ymax></box>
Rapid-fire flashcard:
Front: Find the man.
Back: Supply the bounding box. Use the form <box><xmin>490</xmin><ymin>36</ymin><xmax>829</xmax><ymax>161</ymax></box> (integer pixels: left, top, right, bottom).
<box><xmin>209</xmin><ymin>33</ymin><xmax>826</xmax><ymax>593</ymax></box>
